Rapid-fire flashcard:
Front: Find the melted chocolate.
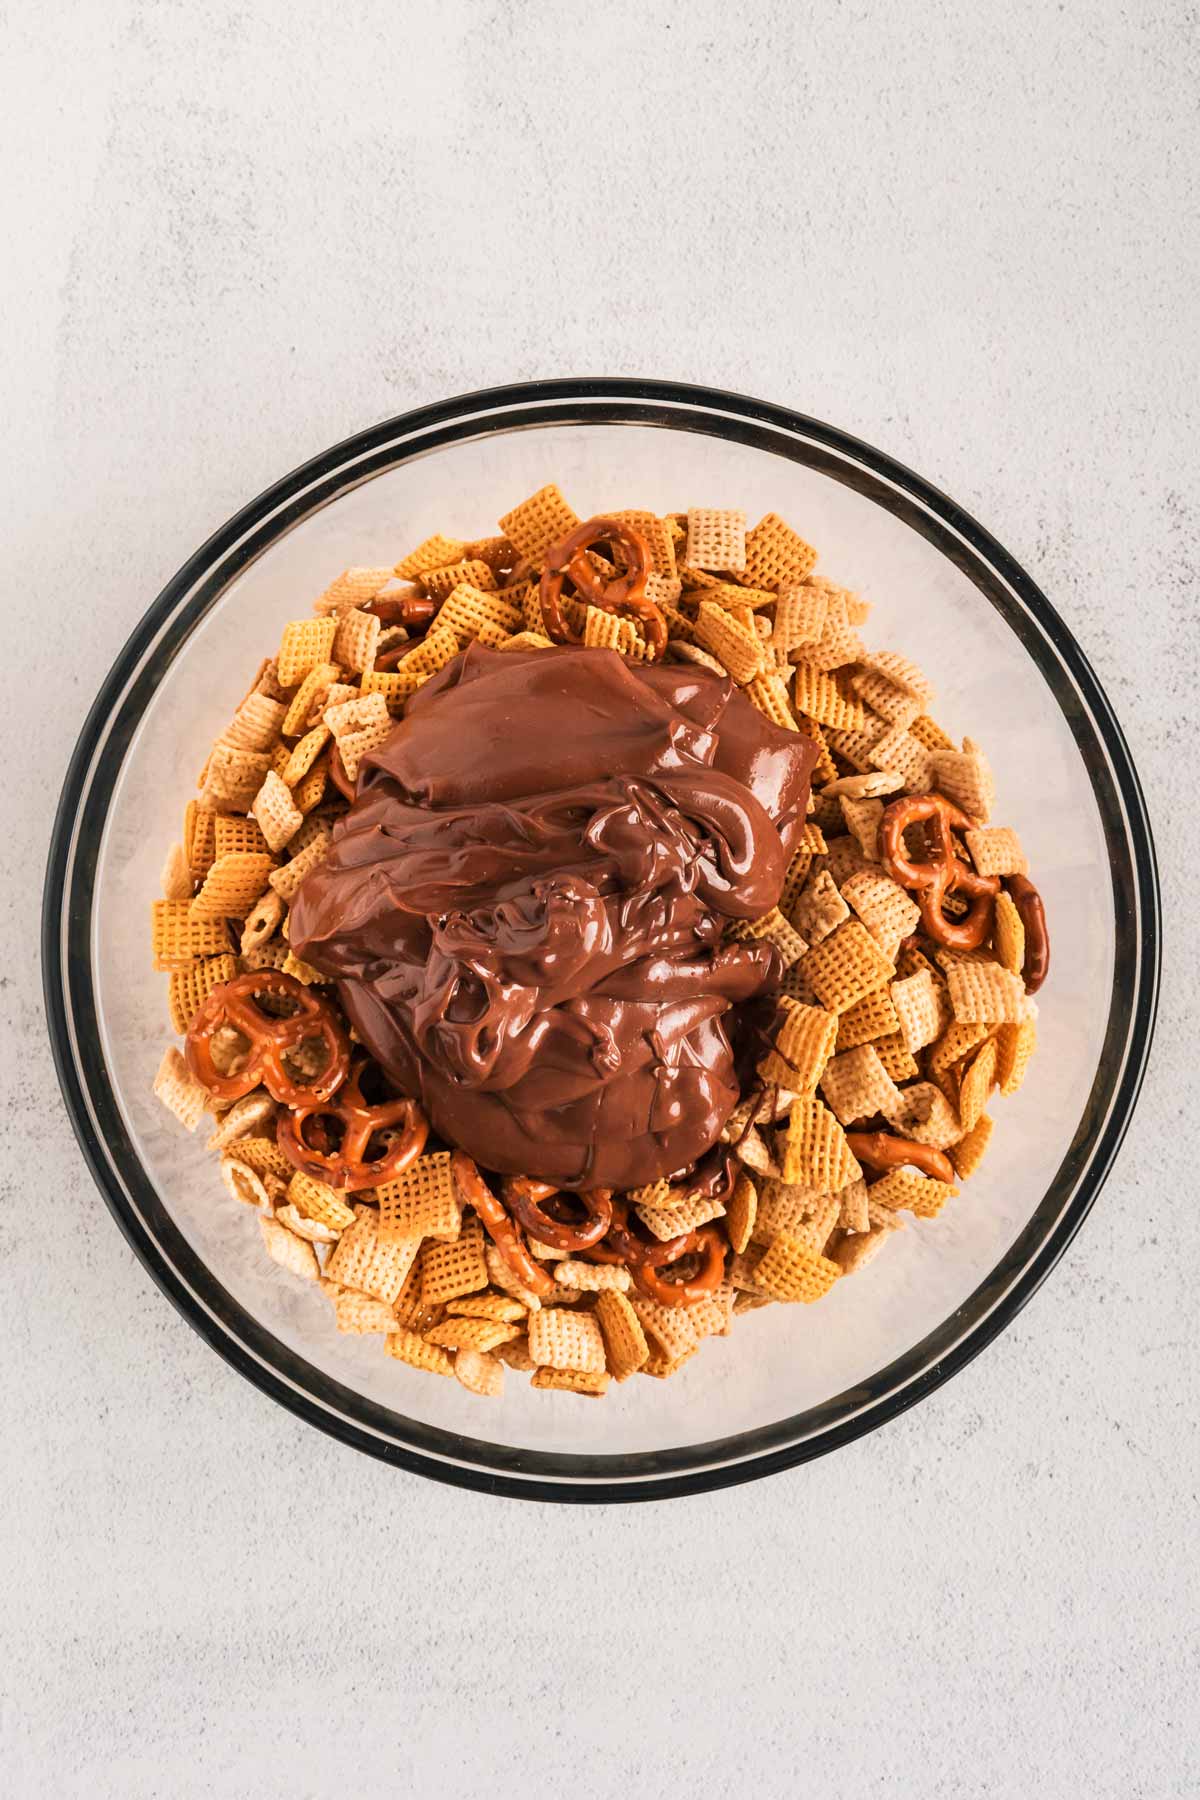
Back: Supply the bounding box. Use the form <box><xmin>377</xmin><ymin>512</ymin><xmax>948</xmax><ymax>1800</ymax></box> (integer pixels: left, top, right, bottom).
<box><xmin>289</xmin><ymin>644</ymin><xmax>817</xmax><ymax>1187</ymax></box>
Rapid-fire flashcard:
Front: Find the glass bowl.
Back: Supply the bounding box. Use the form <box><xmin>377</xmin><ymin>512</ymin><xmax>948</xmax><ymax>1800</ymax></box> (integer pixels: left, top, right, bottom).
<box><xmin>43</xmin><ymin>380</ymin><xmax>1160</xmax><ymax>1502</ymax></box>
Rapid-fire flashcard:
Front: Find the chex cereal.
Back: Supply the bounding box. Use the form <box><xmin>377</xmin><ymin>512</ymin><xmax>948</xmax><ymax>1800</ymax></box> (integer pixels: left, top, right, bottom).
<box><xmin>150</xmin><ymin>482</ymin><xmax>1047</xmax><ymax>1399</ymax></box>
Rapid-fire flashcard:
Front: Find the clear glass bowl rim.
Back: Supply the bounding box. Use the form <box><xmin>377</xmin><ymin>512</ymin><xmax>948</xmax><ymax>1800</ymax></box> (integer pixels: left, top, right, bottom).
<box><xmin>42</xmin><ymin>378</ymin><xmax>1161</xmax><ymax>1503</ymax></box>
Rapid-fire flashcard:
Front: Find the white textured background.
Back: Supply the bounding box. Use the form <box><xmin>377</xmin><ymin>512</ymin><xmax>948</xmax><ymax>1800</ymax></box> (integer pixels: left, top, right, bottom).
<box><xmin>3</xmin><ymin>3</ymin><xmax>1197</xmax><ymax>1796</ymax></box>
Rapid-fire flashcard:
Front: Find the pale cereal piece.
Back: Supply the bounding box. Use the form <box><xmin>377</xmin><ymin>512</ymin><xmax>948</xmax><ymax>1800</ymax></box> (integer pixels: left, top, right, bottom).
<box><xmin>287</xmin><ymin>1171</ymin><xmax>357</xmax><ymax>1233</ymax></box>
<box><xmin>168</xmin><ymin>952</ymin><xmax>240</xmax><ymax>1034</ymax></box>
<box><xmin>183</xmin><ymin>801</ymin><xmax>217</xmax><ymax>881</ymax></box>
<box><xmin>820</xmin><ymin>770</ymin><xmax>904</xmax><ymax>802</ymax></box>
<box><xmin>958</xmin><ymin>1037</ymin><xmax>998</xmax><ymax>1135</ymax></box>
<box><xmin>259</xmin><ymin>1214</ymin><xmax>320</xmax><ymax>1281</ymax></box>
<box><xmin>287</xmin><ymin>1206</ymin><xmax>335</xmax><ymax>1254</ymax></box>
<box><xmin>734</xmin><ymin>906</ymin><xmax>808</xmax><ymax>968</ymax></box>
<box><xmin>220</xmin><ymin>1156</ymin><xmax>273</xmax><ymax>1210</ymax></box>
<box><xmin>753</xmin><ymin>1177</ymin><xmax>824</xmax><ymax>1246</ymax></box>
<box><xmin>819</xmin><ymin>1044</ymin><xmax>902</xmax><ymax>1127</ymax></box>
<box><xmin>190</xmin><ymin>851</ymin><xmax>274</xmax><ymax>919</ymax></box>
<box><xmin>688</xmin><ymin>1281</ymin><xmax>736</xmax><ymax>1338</ymax></box>
<box><xmin>238</xmin><ymin>887</ymin><xmax>284</xmax><ymax>959</ymax></box>
<box><xmin>276</xmin><ymin>616</ymin><xmax>337</xmax><ymax>690</ymax></box>
<box><xmin>849</xmin><ymin>669</ymin><xmax>922</xmax><ymax>728</ymax></box>
<box><xmin>997</xmin><ymin>1017</ymin><xmax>1037</xmax><ymax>1095</ymax></box>
<box><xmin>205</xmin><ymin>1089</ymin><xmax>275</xmax><ymax>1149</ymax></box>
<box><xmin>419</xmin><ymin>559</ymin><xmax>498</xmax><ymax>602</ymax></box>
<box><xmin>241</xmin><ymin>939</ymin><xmax>290</xmax><ymax>973</ymax></box>
<box><xmin>499</xmin><ymin>630</ymin><xmax>554</xmax><ymax>653</ymax></box>
<box><xmin>151</xmin><ymin>899</ymin><xmax>230</xmax><ymax>971</ymax></box>
<box><xmin>324</xmin><ymin>689</ymin><xmax>388</xmax><ymax>740</ymax></box>
<box><xmin>438</xmin><ymin>582</ymin><xmax>522</xmax><ymax>643</ymax></box>
<box><xmin>395</xmin><ymin>535</ymin><xmax>467</xmax><ymax>581</ymax></box>
<box><xmin>757</xmin><ymin>997</ymin><xmax>839</xmax><ymax>1092</ymax></box>
<box><xmin>198</xmin><ymin>744</ymin><xmax>272</xmax><ymax>814</ymax></box>
<box><xmin>835</xmin><ymin>985</ymin><xmax>901</xmax><ymax>1050</ymax></box>
<box><xmin>781</xmin><ymin>1096</ymin><xmax>862</xmax><ymax>1191</ymax></box>
<box><xmin>873</xmin><ymin>1032</ymin><xmax>921</xmax><ymax>1082</ymax></box>
<box><xmin>868</xmin><ymin>723</ymin><xmax>933</xmax><ymax>791</ymax></box>
<box><xmin>629</xmin><ymin>1298</ymin><xmax>701</xmax><ymax>1363</ymax></box>
<box><xmin>635</xmin><ymin>1194</ymin><xmax>726</xmax><ymax>1241</ymax></box>
<box><xmin>531</xmin><ymin>1366</ymin><xmax>610</xmax><ymax>1396</ymax></box>
<box><xmin>480</xmin><ymin>1246</ymin><xmax>543</xmax><ymax>1314</ymax></box>
<box><xmin>667</xmin><ymin>640</ymin><xmax>728</xmax><ymax>677</ymax></box>
<box><xmin>494</xmin><ymin>1334</ymin><xmax>536</xmax><ymax>1372</ymax></box>
<box><xmin>859</xmin><ymin>648</ymin><xmax>935</xmax><ymax>702</ymax></box>
<box><xmin>797</xmin><ymin>619</ymin><xmax>866</xmax><ymax>672</ymax></box>
<box><xmin>838</xmin><ymin>1177</ymin><xmax>870</xmax><ymax>1234</ymax></box>
<box><xmin>425</xmin><ymin>1317</ymin><xmax>521</xmax><ymax>1354</ymax></box>
<box><xmin>881</xmin><ymin>1081</ymin><xmax>962</xmax><ymax>1150</ymax></box>
<box><xmin>527</xmin><ymin>1307</ymin><xmax>607</xmax><ymax>1374</ymax></box>
<box><xmin>337</xmin><ymin>717</ymin><xmax>395</xmax><ymax>782</ymax></box>
<box><xmin>752</xmin><ymin>1233</ymin><xmax>841</xmax><ymax>1303</ymax></box>
<box><xmin>593</xmin><ymin>1289</ymin><xmax>649</xmax><ymax>1380</ymax></box>
<box><xmin>280</xmin><ymin>662</ymin><xmax>341</xmax><ymax>738</ymax></box>
<box><xmin>152</xmin><ymin>1046</ymin><xmax>208</xmax><ymax>1131</ymax></box>
<box><xmin>160</xmin><ymin>842</ymin><xmax>193</xmax><ymax>901</ymax></box>
<box><xmin>868</xmin><ymin>1166</ymin><xmax>959</xmax><ymax>1219</ymax></box>
<box><xmin>801</xmin><ymin>920</ymin><xmax>896</xmax><ymax>1015</ymax></box>
<box><xmin>930</xmin><ymin>740</ymin><xmax>995</xmax><ymax>821</ymax></box>
<box><xmin>692</xmin><ymin>601</ymin><xmax>763</xmax><ymax>683</ymax></box>
<box><xmin>826</xmin><ymin>718</ymin><xmax>887</xmax><ymax>771</ymax></box>
<box><xmin>540</xmin><ymin>1281</ymin><xmax>584</xmax><ymax>1305</ymax></box>
<box><xmin>737</xmin><ymin>513</ymin><xmax>817</xmax><ymax>589</ymax></box>
<box><xmin>498</xmin><ymin>484</ymin><xmax>580</xmax><ymax>567</ymax></box>
<box><xmin>964</xmin><ymin>826</ymin><xmax>1028</xmax><ymax>878</ymax></box>
<box><xmin>224</xmin><ymin>691</ymin><xmax>287</xmax><ymax>754</ymax></box>
<box><xmin>728</xmin><ymin>1244</ymin><xmax>768</xmax><ymax>1290</ymax></box>
<box><xmin>685</xmin><ymin>507</ymin><xmax>747</xmax><ymax>573</ymax></box>
<box><xmin>446</xmin><ymin>1293</ymin><xmax>526</xmax><ymax>1322</ymax></box>
<box><xmin>333</xmin><ymin>1290</ymin><xmax>403</xmax><ymax>1333</ymax></box>
<box><xmin>268</xmin><ymin>830</ymin><xmax>331</xmax><ymax>902</ymax></box>
<box><xmin>773</xmin><ymin>584</ymin><xmax>829</xmax><ymax>652</ymax></box>
<box><xmin>951</xmin><ymin>1111</ymin><xmax>995</xmax><ymax>1177</ymax></box>
<box><xmin>454</xmin><ymin>1347</ymin><xmax>504</xmax><ymax>1397</ymax></box>
<box><xmin>384</xmin><ymin>1328</ymin><xmax>454</xmax><ymax>1378</ymax></box>
<box><xmin>867</xmin><ymin>1196</ymin><xmax>907</xmax><ymax>1232</ymax></box>
<box><xmin>528</xmin><ymin>1236</ymin><xmax>568</xmax><ymax>1262</ymax></box>
<box><xmin>791</xmin><ymin>1190</ymin><xmax>842</xmax><ymax>1253</ymax></box>
<box><xmin>839</xmin><ymin>795</ymin><xmax>884</xmax><ymax>862</ymax></box>
<box><xmin>993</xmin><ymin>889</ymin><xmax>1027</xmax><ymax>977</ymax></box>
<box><xmin>625</xmin><ymin>1177</ymin><xmax>672</xmax><ymax>1209</ymax></box>
<box><xmin>398</xmin><ymin>623</ymin><xmax>460</xmax><ymax>679</ymax></box>
<box><xmin>326</xmin><ymin>1204</ymin><xmax>421</xmax><ymax>1305</ymax></box>
<box><xmin>946</xmin><ymin>960</ymin><xmax>1027</xmax><ymax>1025</ymax></box>
<box><xmin>312</xmin><ymin>567</ymin><xmax>393</xmax><ymax>616</ymax></box>
<box><xmin>910</xmin><ymin>714</ymin><xmax>956</xmax><ymax>751</ymax></box>
<box><xmin>841</xmin><ymin>868</ymin><xmax>921</xmax><ymax>959</ymax></box>
<box><xmin>791</xmin><ymin>868</ymin><xmax>850</xmax><ymax>946</ymax></box>
<box><xmin>327</xmin><ymin>607</ymin><xmax>379</xmax><ymax>677</ymax></box>
<box><xmin>735</xmin><ymin>1125</ymin><xmax>779</xmax><ymax>1177</ymax></box>
<box><xmin>832</xmin><ymin>1227</ymin><xmax>891</xmax><ymax>1274</ymax></box>
<box><xmin>230</xmin><ymin>1134</ymin><xmax>291</xmax><ymax>1179</ymax></box>
<box><xmin>890</xmin><ymin>970</ymin><xmax>943</xmax><ymax>1054</ymax></box>
<box><xmin>791</xmin><ymin>662</ymin><xmax>866</xmax><ymax>731</ymax></box>
<box><xmin>420</xmin><ymin>1216</ymin><xmax>488</xmax><ymax>1306</ymax></box>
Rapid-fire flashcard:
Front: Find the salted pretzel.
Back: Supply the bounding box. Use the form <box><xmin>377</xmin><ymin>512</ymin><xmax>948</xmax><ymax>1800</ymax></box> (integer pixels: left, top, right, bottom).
<box><xmin>539</xmin><ymin>516</ymin><xmax>667</xmax><ymax>658</ymax></box>
<box><xmin>276</xmin><ymin>1058</ymin><xmax>428</xmax><ymax>1190</ymax></box>
<box><xmin>451</xmin><ymin>1153</ymin><xmax>556</xmax><ymax>1298</ymax></box>
<box><xmin>186</xmin><ymin>971</ymin><xmax>350</xmax><ymax>1107</ymax></box>
<box><xmin>501</xmin><ymin>1177</ymin><xmax>614</xmax><ymax>1253</ymax></box>
<box><xmin>879</xmin><ymin>792</ymin><xmax>999</xmax><ymax>950</ymax></box>
<box><xmin>846</xmin><ymin>1130</ymin><xmax>956</xmax><ymax>1186</ymax></box>
<box><xmin>1006</xmin><ymin>873</ymin><xmax>1050</xmax><ymax>994</ymax></box>
<box><xmin>364</xmin><ymin>591</ymin><xmax>439</xmax><ymax>631</ymax></box>
<box><xmin>601</xmin><ymin>1198</ymin><xmax>726</xmax><ymax>1308</ymax></box>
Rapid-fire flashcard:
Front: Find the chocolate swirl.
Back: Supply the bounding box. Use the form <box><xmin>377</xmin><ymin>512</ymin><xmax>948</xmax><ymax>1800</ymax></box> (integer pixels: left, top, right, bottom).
<box><xmin>290</xmin><ymin>644</ymin><xmax>816</xmax><ymax>1187</ymax></box>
